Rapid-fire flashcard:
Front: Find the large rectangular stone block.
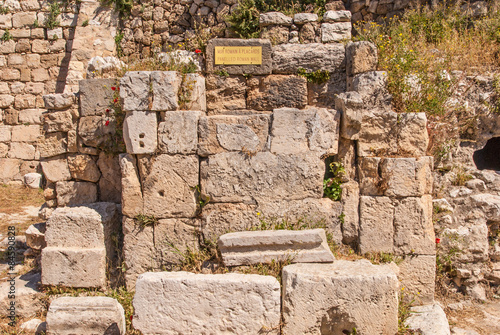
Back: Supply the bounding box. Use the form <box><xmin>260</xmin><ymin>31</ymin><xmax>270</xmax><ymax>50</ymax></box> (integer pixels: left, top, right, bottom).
<box><xmin>182</xmin><ymin>73</ymin><xmax>206</xmax><ymax>111</ymax></box>
<box><xmin>158</xmin><ymin>111</ymin><xmax>201</xmax><ymax>154</ymax></box>
<box><xmin>321</xmin><ymin>22</ymin><xmax>352</xmax><ymax>42</ymax></box>
<box><xmin>151</xmin><ymin>71</ymin><xmax>180</xmax><ymax>111</ymax></box>
<box><xmin>46</xmin><ymin>297</ymin><xmax>125</xmax><ymax>335</ymax></box>
<box><xmin>282</xmin><ymin>261</ymin><xmax>399</xmax><ymax>335</ymax></box>
<box><xmin>218</xmin><ymin>229</ymin><xmax>334</xmax><ymax>266</ymax></box>
<box><xmin>200</xmin><ymin>152</ymin><xmax>324</xmax><ymax>203</ymax></box>
<box><xmin>120</xmin><ymin>71</ymin><xmax>151</xmax><ymax>112</ymax></box>
<box><xmin>79</xmin><ymin>78</ymin><xmax>116</xmax><ymax>116</ymax></box>
<box><xmin>398</xmin><ymin>255</ymin><xmax>436</xmax><ymax>304</ymax></box>
<box><xmin>133</xmin><ymin>272</ymin><xmax>281</xmax><ymax>334</ymax></box>
<box><xmin>206</xmin><ymin>74</ymin><xmax>247</xmax><ymax>113</ymax></box>
<box><xmin>398</xmin><ymin>112</ymin><xmax>429</xmax><ymax>157</ymax></box>
<box><xmin>154</xmin><ymin>218</ymin><xmax>200</xmax><ymax>268</ymax></box>
<box><xmin>247</xmin><ymin>75</ymin><xmax>307</xmax><ymax>110</ymax></box>
<box><xmin>139</xmin><ymin>154</ymin><xmax>199</xmax><ymax>218</ymax></box>
<box><xmin>123</xmin><ymin>111</ymin><xmax>158</xmax><ymax>154</ymax></box>
<box><xmin>55</xmin><ymin>181</ymin><xmax>98</xmax><ymax>207</ymax></box>
<box><xmin>359</xmin><ymin>196</ymin><xmax>394</xmax><ymax>254</ymax></box>
<box><xmin>198</xmin><ymin>114</ymin><xmax>270</xmax><ymax>157</ymax></box>
<box><xmin>38</xmin><ymin>132</ymin><xmax>67</xmax><ymax>158</ymax></box>
<box><xmin>272</xmin><ymin>43</ymin><xmax>346</xmax><ymax>74</ymax></box>
<box><xmin>41</xmin><ymin>247</ymin><xmax>106</xmax><ymax>288</ymax></box>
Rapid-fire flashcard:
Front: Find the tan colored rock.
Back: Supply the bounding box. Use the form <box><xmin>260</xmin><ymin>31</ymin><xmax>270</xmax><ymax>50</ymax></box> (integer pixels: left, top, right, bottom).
<box><xmin>123</xmin><ymin>111</ymin><xmax>158</xmax><ymax>154</ymax></box>
<box><xmin>359</xmin><ymin>196</ymin><xmax>394</xmax><ymax>254</ymax></box>
<box><xmin>272</xmin><ymin>43</ymin><xmax>345</xmax><ymax>74</ymax></box>
<box><xmin>23</xmin><ymin>172</ymin><xmax>41</xmax><ymax>189</ymax></box>
<box><xmin>260</xmin><ymin>25</ymin><xmax>289</xmax><ymax>44</ymax></box>
<box><xmin>0</xmin><ymin>94</ymin><xmax>15</xmax><ymax>108</ymax></box>
<box><xmin>79</xmin><ymin>78</ymin><xmax>116</xmax><ymax>116</ymax></box>
<box><xmin>0</xmin><ymin>272</ymin><xmax>44</xmax><ymax>319</ymax></box>
<box><xmin>282</xmin><ymin>261</ymin><xmax>399</xmax><ymax>335</ymax></box>
<box><xmin>321</xmin><ymin>22</ymin><xmax>351</xmax><ymax>42</ymax></box>
<box><xmin>406</xmin><ymin>304</ymin><xmax>451</xmax><ymax>335</ymax></box>
<box><xmin>97</xmin><ymin>152</ymin><xmax>121</xmax><ymax>203</ymax></box>
<box><xmin>26</xmin><ymin>222</ymin><xmax>46</xmax><ymax>250</ymax></box>
<box><xmin>133</xmin><ymin>272</ymin><xmax>281</xmax><ymax>334</ymax></box>
<box><xmin>0</xmin><ymin>40</ymin><xmax>16</xmax><ymax>54</ymax></box>
<box><xmin>43</xmin><ymin>110</ymin><xmax>73</xmax><ymax>133</ymax></box>
<box><xmin>154</xmin><ymin>218</ymin><xmax>200</xmax><ymax>267</ymax></box>
<box><xmin>55</xmin><ymin>181</ymin><xmax>98</xmax><ymax>207</ymax></box>
<box><xmin>67</xmin><ymin>154</ymin><xmax>101</xmax><ymax>182</ymax></box>
<box><xmin>181</xmin><ymin>73</ymin><xmax>206</xmax><ymax>111</ymax></box>
<box><xmin>158</xmin><ymin>111</ymin><xmax>200</xmax><ymax>154</ymax></box>
<box><xmin>46</xmin><ymin>297</ymin><xmax>125</xmax><ymax>335</ymax></box>
<box><xmin>206</xmin><ymin>74</ymin><xmax>247</xmax><ymax>113</ymax></box>
<box><xmin>247</xmin><ymin>75</ymin><xmax>307</xmax><ymax>110</ymax></box>
<box><xmin>38</xmin><ymin>132</ymin><xmax>67</xmax><ymax>158</ymax></box>
<box><xmin>41</xmin><ymin>156</ymin><xmax>71</xmax><ymax>183</ymax></box>
<box><xmin>0</xmin><ymin>125</ymin><xmax>11</xmax><ymax>142</ymax></box>
<box><xmin>120</xmin><ymin>71</ymin><xmax>151</xmax><ymax>112</ymax></box>
<box><xmin>12</xmin><ymin>12</ymin><xmax>36</xmax><ymax>28</ymax></box>
<box><xmin>398</xmin><ymin>112</ymin><xmax>429</xmax><ymax>156</ymax></box>
<box><xmin>43</xmin><ymin>93</ymin><xmax>75</xmax><ymax>110</ymax></box>
<box><xmin>341</xmin><ymin>181</ymin><xmax>359</xmax><ymax>244</ymax></box>
<box><xmin>201</xmin><ymin>202</ymin><xmax>259</xmax><ymax>241</ymax></box>
<box><xmin>119</xmin><ymin>154</ymin><xmax>143</xmax><ymax>217</ymax></box>
<box><xmin>18</xmin><ymin>108</ymin><xmax>43</xmax><ymax>124</ymax></box>
<box><xmin>139</xmin><ymin>154</ymin><xmax>198</xmax><ymax>218</ymax></box>
<box><xmin>346</xmin><ymin>41</ymin><xmax>378</xmax><ymax>76</ymax></box>
<box><xmin>198</xmin><ymin>114</ymin><xmax>269</xmax><ymax>156</ymax></box>
<box><xmin>398</xmin><ymin>255</ymin><xmax>436</xmax><ymax>304</ymax></box>
<box><xmin>151</xmin><ymin>71</ymin><xmax>180</xmax><ymax>111</ymax></box>
<box><xmin>7</xmin><ymin>142</ymin><xmax>35</xmax><ymax>159</ymax></box>
<box><xmin>0</xmin><ymin>158</ymin><xmax>20</xmax><ymax>182</ymax></box>
<box><xmin>78</xmin><ymin>115</ymin><xmax>114</xmax><ymax>148</ymax></box>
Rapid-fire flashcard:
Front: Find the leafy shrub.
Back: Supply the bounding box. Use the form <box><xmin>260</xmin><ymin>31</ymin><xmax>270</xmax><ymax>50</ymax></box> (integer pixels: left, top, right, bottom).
<box><xmin>99</xmin><ymin>0</ymin><xmax>133</xmax><ymax>17</ymax></box>
<box><xmin>226</xmin><ymin>0</ymin><xmax>261</xmax><ymax>38</ymax></box>
<box><xmin>323</xmin><ymin>161</ymin><xmax>344</xmax><ymax>201</ymax></box>
<box><xmin>46</xmin><ymin>1</ymin><xmax>61</xmax><ymax>29</ymax></box>
<box><xmin>297</xmin><ymin>67</ymin><xmax>331</xmax><ymax>84</ymax></box>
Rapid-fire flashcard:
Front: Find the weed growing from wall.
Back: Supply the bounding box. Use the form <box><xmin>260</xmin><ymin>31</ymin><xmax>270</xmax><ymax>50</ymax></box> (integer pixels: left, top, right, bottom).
<box><xmin>297</xmin><ymin>67</ymin><xmax>331</xmax><ymax>84</ymax></box>
<box><xmin>134</xmin><ymin>214</ymin><xmax>158</xmax><ymax>228</ymax></box>
<box><xmin>1</xmin><ymin>29</ymin><xmax>12</xmax><ymax>41</ymax></box>
<box><xmin>226</xmin><ymin>0</ymin><xmax>261</xmax><ymax>38</ymax></box>
<box><xmin>46</xmin><ymin>1</ymin><xmax>61</xmax><ymax>29</ymax></box>
<box><xmin>99</xmin><ymin>0</ymin><xmax>133</xmax><ymax>17</ymax></box>
<box><xmin>323</xmin><ymin>161</ymin><xmax>344</xmax><ymax>201</ymax></box>
<box><xmin>97</xmin><ymin>82</ymin><xmax>126</xmax><ymax>154</ymax></box>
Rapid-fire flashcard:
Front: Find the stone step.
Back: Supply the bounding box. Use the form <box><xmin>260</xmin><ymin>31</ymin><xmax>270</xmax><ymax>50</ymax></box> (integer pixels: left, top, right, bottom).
<box><xmin>218</xmin><ymin>228</ymin><xmax>335</xmax><ymax>266</ymax></box>
<box><xmin>405</xmin><ymin>303</ymin><xmax>451</xmax><ymax>335</ymax></box>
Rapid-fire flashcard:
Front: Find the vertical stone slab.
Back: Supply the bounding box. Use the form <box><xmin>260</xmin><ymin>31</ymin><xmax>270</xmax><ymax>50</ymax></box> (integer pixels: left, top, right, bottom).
<box><xmin>398</xmin><ymin>255</ymin><xmax>436</xmax><ymax>304</ymax></box>
<box><xmin>151</xmin><ymin>71</ymin><xmax>180</xmax><ymax>111</ymax></box>
<box><xmin>359</xmin><ymin>196</ymin><xmax>394</xmax><ymax>254</ymax></box>
<box><xmin>119</xmin><ymin>154</ymin><xmax>143</xmax><ymax>218</ymax></box>
<box><xmin>123</xmin><ymin>111</ymin><xmax>158</xmax><ymax>154</ymax></box>
<box><xmin>341</xmin><ymin>181</ymin><xmax>359</xmax><ymax>244</ymax></box>
<box><xmin>158</xmin><ymin>111</ymin><xmax>200</xmax><ymax>154</ymax></box>
<box><xmin>182</xmin><ymin>73</ymin><xmax>206</xmax><ymax>111</ymax></box>
<box><xmin>120</xmin><ymin>71</ymin><xmax>151</xmax><ymax>112</ymax></box>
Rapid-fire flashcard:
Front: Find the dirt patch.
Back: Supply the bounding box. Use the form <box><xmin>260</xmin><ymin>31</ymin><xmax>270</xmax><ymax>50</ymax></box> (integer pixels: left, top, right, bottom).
<box><xmin>0</xmin><ymin>185</ymin><xmax>44</xmax><ymax>237</ymax></box>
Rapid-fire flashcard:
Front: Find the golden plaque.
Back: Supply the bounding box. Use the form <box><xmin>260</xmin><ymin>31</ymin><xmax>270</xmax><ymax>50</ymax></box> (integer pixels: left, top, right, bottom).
<box><xmin>214</xmin><ymin>46</ymin><xmax>263</xmax><ymax>65</ymax></box>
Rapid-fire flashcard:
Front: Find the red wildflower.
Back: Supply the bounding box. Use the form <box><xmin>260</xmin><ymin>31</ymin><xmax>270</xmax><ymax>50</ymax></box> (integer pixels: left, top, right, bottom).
<box><xmin>195</xmin><ymin>49</ymin><xmax>202</xmax><ymax>54</ymax></box>
<box><xmin>111</xmin><ymin>86</ymin><xmax>116</xmax><ymax>91</ymax></box>
<box><xmin>105</xmin><ymin>109</ymin><xmax>110</xmax><ymax>113</ymax></box>
<box><xmin>435</xmin><ymin>238</ymin><xmax>441</xmax><ymax>244</ymax></box>
<box><xmin>130</xmin><ymin>315</ymin><xmax>133</xmax><ymax>321</ymax></box>
<box><xmin>105</xmin><ymin>120</ymin><xmax>110</xmax><ymax>126</ymax></box>
<box><xmin>113</xmin><ymin>98</ymin><xmax>118</xmax><ymax>103</ymax></box>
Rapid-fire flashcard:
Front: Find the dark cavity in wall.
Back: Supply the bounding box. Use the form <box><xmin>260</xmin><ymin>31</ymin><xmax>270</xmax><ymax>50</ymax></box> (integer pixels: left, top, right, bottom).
<box><xmin>473</xmin><ymin>137</ymin><xmax>500</xmax><ymax>171</ymax></box>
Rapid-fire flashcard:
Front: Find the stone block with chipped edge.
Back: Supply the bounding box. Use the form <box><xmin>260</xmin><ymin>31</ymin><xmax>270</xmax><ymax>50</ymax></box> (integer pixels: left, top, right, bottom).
<box><xmin>46</xmin><ymin>297</ymin><xmax>125</xmax><ymax>335</ymax></box>
<box><xmin>398</xmin><ymin>112</ymin><xmax>429</xmax><ymax>157</ymax></box>
<box><xmin>55</xmin><ymin>181</ymin><xmax>98</xmax><ymax>207</ymax></box>
<box><xmin>41</xmin><ymin>247</ymin><xmax>106</xmax><ymax>288</ymax></box>
<box><xmin>218</xmin><ymin>229</ymin><xmax>334</xmax><ymax>266</ymax></box>
<box><xmin>246</xmin><ymin>75</ymin><xmax>307</xmax><ymax>110</ymax></box>
<box><xmin>151</xmin><ymin>71</ymin><xmax>180</xmax><ymax>111</ymax></box>
<box><xmin>26</xmin><ymin>222</ymin><xmax>46</xmax><ymax>250</ymax></box>
<box><xmin>346</xmin><ymin>41</ymin><xmax>378</xmax><ymax>76</ymax></box>
<box><xmin>133</xmin><ymin>272</ymin><xmax>281</xmax><ymax>334</ymax></box>
<box><xmin>119</xmin><ymin>154</ymin><xmax>143</xmax><ymax>218</ymax></box>
<box><xmin>120</xmin><ymin>71</ymin><xmax>151</xmax><ymax>112</ymax></box>
<box><xmin>38</xmin><ymin>132</ymin><xmax>67</xmax><ymax>158</ymax></box>
<box><xmin>359</xmin><ymin>196</ymin><xmax>394</xmax><ymax>254</ymax></box>
<box><xmin>272</xmin><ymin>43</ymin><xmax>345</xmax><ymax>74</ymax></box>
<box><xmin>405</xmin><ymin>304</ymin><xmax>451</xmax><ymax>335</ymax></box>
<box><xmin>398</xmin><ymin>255</ymin><xmax>436</xmax><ymax>305</ymax></box>
<box><xmin>341</xmin><ymin>180</ymin><xmax>359</xmax><ymax>244</ymax></box>
<box><xmin>123</xmin><ymin>111</ymin><xmax>158</xmax><ymax>154</ymax></box>
<box><xmin>43</xmin><ymin>93</ymin><xmax>75</xmax><ymax>110</ymax></box>
<box><xmin>182</xmin><ymin>73</ymin><xmax>206</xmax><ymax>111</ymax></box>
<box><xmin>79</xmin><ymin>78</ymin><xmax>116</xmax><ymax>117</ymax></box>
<box><xmin>321</xmin><ymin>22</ymin><xmax>352</xmax><ymax>42</ymax></box>
<box><xmin>158</xmin><ymin>111</ymin><xmax>201</xmax><ymax>154</ymax></box>
<box><xmin>282</xmin><ymin>261</ymin><xmax>399</xmax><ymax>335</ymax></box>
<box><xmin>206</xmin><ymin>39</ymin><xmax>272</xmax><ymax>75</ymax></box>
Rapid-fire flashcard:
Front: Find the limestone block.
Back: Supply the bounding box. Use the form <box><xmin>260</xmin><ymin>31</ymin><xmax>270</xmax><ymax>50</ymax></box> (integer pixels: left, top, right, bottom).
<box><xmin>247</xmin><ymin>75</ymin><xmax>307</xmax><ymax>110</ymax></box>
<box><xmin>471</xmin><ymin>193</ymin><xmax>500</xmax><ymax>221</ymax></box>
<box><xmin>0</xmin><ymin>14</ymin><xmax>12</xmax><ymax>29</ymax></box>
<box><xmin>24</xmin><ymin>172</ymin><xmax>42</xmax><ymax>188</ymax></box>
<box><xmin>260</xmin><ymin>12</ymin><xmax>293</xmax><ymax>26</ymax></box>
<box><xmin>359</xmin><ymin>196</ymin><xmax>394</xmax><ymax>254</ymax></box>
<box><xmin>158</xmin><ymin>111</ymin><xmax>200</xmax><ymax>154</ymax></box>
<box><xmin>323</xmin><ymin>10</ymin><xmax>352</xmax><ymax>22</ymax></box>
<box><xmin>398</xmin><ymin>255</ymin><xmax>436</xmax><ymax>304</ymax></box>
<box><xmin>0</xmin><ymin>125</ymin><xmax>11</xmax><ymax>142</ymax></box>
<box><xmin>12</xmin><ymin>12</ymin><xmax>36</xmax><ymax>28</ymax></box>
<box><xmin>341</xmin><ymin>181</ymin><xmax>359</xmax><ymax>244</ymax></box>
<box><xmin>41</xmin><ymin>247</ymin><xmax>106</xmax><ymax>288</ymax></box>
<box><xmin>43</xmin><ymin>110</ymin><xmax>73</xmax><ymax>133</ymax></box>
<box><xmin>0</xmin><ymin>143</ymin><xmax>7</xmax><ymax>157</ymax></box>
<box><xmin>78</xmin><ymin>115</ymin><xmax>114</xmax><ymax>148</ymax></box>
<box><xmin>151</xmin><ymin>71</ymin><xmax>180</xmax><ymax>111</ymax></box>
<box><xmin>200</xmin><ymin>152</ymin><xmax>324</xmax><ymax>203</ymax></box>
<box><xmin>206</xmin><ymin>39</ymin><xmax>272</xmax><ymax>75</ymax></box>
<box><xmin>154</xmin><ymin>218</ymin><xmax>200</xmax><ymax>267</ymax></box>
<box><xmin>398</xmin><ymin>112</ymin><xmax>429</xmax><ymax>156</ymax></box>
<box><xmin>261</xmin><ymin>25</ymin><xmax>293</xmax><ymax>44</ymax></box>
<box><xmin>0</xmin><ymin>94</ymin><xmax>15</xmax><ymax>108</ymax></box>
<box><xmin>120</xmin><ymin>71</ymin><xmax>151</xmax><ymax>112</ymax></box>
<box><xmin>67</xmin><ymin>154</ymin><xmax>101</xmax><ymax>182</ymax></box>
<box><xmin>352</xmin><ymin>71</ymin><xmax>389</xmax><ymax>103</ymax></box>
<box><xmin>307</xmin><ymin>72</ymin><xmax>347</xmax><ymax>107</ymax></box>
<box><xmin>0</xmin><ymin>40</ymin><xmax>16</xmax><ymax>54</ymax></box>
<box><xmin>97</xmin><ymin>152</ymin><xmax>121</xmax><ymax>203</ymax></box>
<box><xmin>25</xmin><ymin>222</ymin><xmax>46</xmax><ymax>250</ymax></box>
<box><xmin>270</xmin><ymin>107</ymin><xmax>339</xmax><ymax>156</ymax></box>
<box><xmin>321</xmin><ymin>22</ymin><xmax>352</xmax><ymax>42</ymax></box>
<box><xmin>346</xmin><ymin>41</ymin><xmax>378</xmax><ymax>76</ymax></box>
<box><xmin>119</xmin><ymin>154</ymin><xmax>143</xmax><ymax>217</ymax></box>
<box><xmin>272</xmin><ymin>43</ymin><xmax>345</xmax><ymax>74</ymax></box>
<box><xmin>293</xmin><ymin>13</ymin><xmax>318</xmax><ymax>24</ymax></box>
<box><xmin>19</xmin><ymin>109</ymin><xmax>43</xmax><ymax>124</ymax></box>
<box><xmin>55</xmin><ymin>181</ymin><xmax>98</xmax><ymax>207</ymax></box>
<box><xmin>406</xmin><ymin>304</ymin><xmax>451</xmax><ymax>335</ymax></box>
<box><xmin>43</xmin><ymin>93</ymin><xmax>75</xmax><ymax>110</ymax></box>
<box><xmin>394</xmin><ymin>195</ymin><xmax>435</xmax><ymax>255</ymax></box>
<box><xmin>11</xmin><ymin>124</ymin><xmax>41</xmax><ymax>142</ymax></box>
<box><xmin>198</xmin><ymin>114</ymin><xmax>269</xmax><ymax>156</ymax></box>
<box><xmin>8</xmin><ymin>142</ymin><xmax>35</xmax><ymax>159</ymax></box>
<box><xmin>133</xmin><ymin>272</ymin><xmax>281</xmax><ymax>334</ymax></box>
<box><xmin>201</xmin><ymin>202</ymin><xmax>259</xmax><ymax>241</ymax></box>
<box><xmin>282</xmin><ymin>261</ymin><xmax>399</xmax><ymax>335</ymax></box>
<box><xmin>139</xmin><ymin>154</ymin><xmax>198</xmax><ymax>218</ymax></box>
<box><xmin>0</xmin><ymin>158</ymin><xmax>20</xmax><ymax>182</ymax></box>
<box><xmin>46</xmin><ymin>297</ymin><xmax>125</xmax><ymax>335</ymax></box>
<box><xmin>0</xmin><ymin>272</ymin><xmax>44</xmax><ymax>319</ymax></box>
<box><xmin>41</xmin><ymin>156</ymin><xmax>71</xmax><ymax>183</ymax></box>
<box><xmin>181</xmin><ymin>73</ymin><xmax>206</xmax><ymax>111</ymax></box>
<box><xmin>123</xmin><ymin>111</ymin><xmax>157</xmax><ymax>154</ymax></box>
<box><xmin>357</xmin><ymin>109</ymin><xmax>398</xmax><ymax>156</ymax></box>
<box><xmin>219</xmin><ymin>229</ymin><xmax>334</xmax><ymax>266</ymax></box>
<box><xmin>79</xmin><ymin>78</ymin><xmax>116</xmax><ymax>116</ymax></box>
<box><xmin>206</xmin><ymin>74</ymin><xmax>247</xmax><ymax>113</ymax></box>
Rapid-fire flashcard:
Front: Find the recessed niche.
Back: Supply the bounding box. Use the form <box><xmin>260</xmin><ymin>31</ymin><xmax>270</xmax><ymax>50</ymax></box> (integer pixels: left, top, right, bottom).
<box><xmin>473</xmin><ymin>137</ymin><xmax>500</xmax><ymax>171</ymax></box>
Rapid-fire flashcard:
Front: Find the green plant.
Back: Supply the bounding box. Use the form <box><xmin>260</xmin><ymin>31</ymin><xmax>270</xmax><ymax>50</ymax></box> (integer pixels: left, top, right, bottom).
<box><xmin>297</xmin><ymin>67</ymin><xmax>331</xmax><ymax>84</ymax></box>
<box><xmin>1</xmin><ymin>28</ymin><xmax>11</xmax><ymax>41</ymax></box>
<box><xmin>398</xmin><ymin>288</ymin><xmax>415</xmax><ymax>334</ymax></box>
<box><xmin>216</xmin><ymin>69</ymin><xmax>229</xmax><ymax>77</ymax></box>
<box><xmin>366</xmin><ymin>252</ymin><xmax>403</xmax><ymax>265</ymax></box>
<box><xmin>46</xmin><ymin>1</ymin><xmax>61</xmax><ymax>29</ymax></box>
<box><xmin>97</xmin><ymin>82</ymin><xmax>126</xmax><ymax>154</ymax></box>
<box><xmin>33</xmin><ymin>19</ymin><xmax>39</xmax><ymax>28</ymax></box>
<box><xmin>323</xmin><ymin>161</ymin><xmax>344</xmax><ymax>201</ymax></box>
<box><xmin>226</xmin><ymin>0</ymin><xmax>260</xmax><ymax>39</ymax></box>
<box><xmin>99</xmin><ymin>0</ymin><xmax>133</xmax><ymax>17</ymax></box>
<box><xmin>82</xmin><ymin>19</ymin><xmax>89</xmax><ymax>27</ymax></box>
<box><xmin>192</xmin><ymin>185</ymin><xmax>210</xmax><ymax>210</ymax></box>
<box><xmin>134</xmin><ymin>213</ymin><xmax>158</xmax><ymax>228</ymax></box>
<box><xmin>114</xmin><ymin>30</ymin><xmax>124</xmax><ymax>57</ymax></box>
<box><xmin>0</xmin><ymin>5</ymin><xmax>9</xmax><ymax>14</ymax></box>
<box><xmin>450</xmin><ymin>166</ymin><xmax>473</xmax><ymax>186</ymax></box>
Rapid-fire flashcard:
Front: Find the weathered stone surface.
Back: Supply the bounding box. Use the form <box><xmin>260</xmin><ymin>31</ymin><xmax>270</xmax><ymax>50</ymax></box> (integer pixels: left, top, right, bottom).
<box><xmin>151</xmin><ymin>71</ymin><xmax>180</xmax><ymax>111</ymax></box>
<box><xmin>8</xmin><ymin>142</ymin><xmax>35</xmax><ymax>159</ymax></box>
<box><xmin>0</xmin><ymin>125</ymin><xmax>11</xmax><ymax>142</ymax></box>
<box><xmin>346</xmin><ymin>41</ymin><xmax>378</xmax><ymax>76</ymax></box>
<box><xmin>139</xmin><ymin>154</ymin><xmax>199</xmax><ymax>218</ymax></box>
<box><xmin>119</xmin><ymin>154</ymin><xmax>143</xmax><ymax>217</ymax></box>
<box><xmin>46</xmin><ymin>297</ymin><xmax>125</xmax><ymax>335</ymax></box>
<box><xmin>260</xmin><ymin>12</ymin><xmax>293</xmax><ymax>26</ymax></box>
<box><xmin>182</xmin><ymin>73</ymin><xmax>206</xmax><ymax>111</ymax></box>
<box><xmin>55</xmin><ymin>181</ymin><xmax>98</xmax><ymax>207</ymax></box>
<box><xmin>43</xmin><ymin>110</ymin><xmax>73</xmax><ymax>133</ymax></box>
<box><xmin>357</xmin><ymin>109</ymin><xmax>398</xmax><ymax>156</ymax></box>
<box><xmin>406</xmin><ymin>304</ymin><xmax>451</xmax><ymax>335</ymax></box>
<box><xmin>293</xmin><ymin>13</ymin><xmax>318</xmax><ymax>24</ymax></box>
<box><xmin>67</xmin><ymin>154</ymin><xmax>101</xmax><ymax>182</ymax></box>
<box><xmin>398</xmin><ymin>255</ymin><xmax>436</xmax><ymax>304</ymax></box>
<box><xmin>219</xmin><ymin>229</ymin><xmax>334</xmax><ymax>266</ymax></box>
<box><xmin>97</xmin><ymin>152</ymin><xmax>121</xmax><ymax>203</ymax></box>
<box><xmin>270</xmin><ymin>107</ymin><xmax>339</xmax><ymax>156</ymax></box>
<box><xmin>41</xmin><ymin>156</ymin><xmax>71</xmax><ymax>183</ymax></box>
<box><xmin>471</xmin><ymin>193</ymin><xmax>500</xmax><ymax>221</ymax></box>
<box><xmin>247</xmin><ymin>75</ymin><xmax>307</xmax><ymax>110</ymax></box>
<box><xmin>41</xmin><ymin>247</ymin><xmax>106</xmax><ymax>288</ymax></box>
<box><xmin>0</xmin><ymin>158</ymin><xmax>20</xmax><ymax>182</ymax></box>
<box><xmin>158</xmin><ymin>111</ymin><xmax>200</xmax><ymax>154</ymax></box>
<box><xmin>351</xmin><ymin>71</ymin><xmax>390</xmax><ymax>105</ymax></box>
<box><xmin>26</xmin><ymin>222</ymin><xmax>46</xmax><ymax>250</ymax></box>
<box><xmin>321</xmin><ymin>22</ymin><xmax>352</xmax><ymax>42</ymax></box>
<box><xmin>133</xmin><ymin>272</ymin><xmax>281</xmax><ymax>334</ymax></box>
<box><xmin>0</xmin><ymin>272</ymin><xmax>44</xmax><ymax>319</ymax></box>
<box><xmin>282</xmin><ymin>261</ymin><xmax>399</xmax><ymax>335</ymax></box>
<box><xmin>398</xmin><ymin>112</ymin><xmax>429</xmax><ymax>156</ymax></box>
<box><xmin>307</xmin><ymin>73</ymin><xmax>347</xmax><ymax>107</ymax></box>
<box><xmin>206</xmin><ymin>39</ymin><xmax>272</xmax><ymax>75</ymax></box>
<box><xmin>24</xmin><ymin>172</ymin><xmax>42</xmax><ymax>189</ymax></box>
<box><xmin>43</xmin><ymin>93</ymin><xmax>75</xmax><ymax>110</ymax></box>
<box><xmin>20</xmin><ymin>318</ymin><xmax>45</xmax><ymax>334</ymax></box>
<box><xmin>79</xmin><ymin>78</ymin><xmax>116</xmax><ymax>116</ymax></box>
<box><xmin>120</xmin><ymin>71</ymin><xmax>151</xmax><ymax>112</ymax></box>
<box><xmin>19</xmin><ymin>109</ymin><xmax>44</xmax><ymax>124</ymax></box>
<box><xmin>123</xmin><ymin>111</ymin><xmax>158</xmax><ymax>154</ymax></box>
<box><xmin>201</xmin><ymin>152</ymin><xmax>323</xmax><ymax>203</ymax></box>
<box><xmin>359</xmin><ymin>196</ymin><xmax>394</xmax><ymax>254</ymax></box>
<box><xmin>206</xmin><ymin>75</ymin><xmax>247</xmax><ymax>113</ymax></box>
<box><xmin>200</xmin><ymin>202</ymin><xmax>259</xmax><ymax>241</ymax></box>
<box><xmin>341</xmin><ymin>181</ymin><xmax>359</xmax><ymax>244</ymax></box>
<box><xmin>323</xmin><ymin>10</ymin><xmax>352</xmax><ymax>22</ymax></box>
<box><xmin>11</xmin><ymin>124</ymin><xmax>41</xmax><ymax>142</ymax></box>
<box><xmin>198</xmin><ymin>114</ymin><xmax>269</xmax><ymax>156</ymax></box>
<box><xmin>261</xmin><ymin>25</ymin><xmax>290</xmax><ymax>45</ymax></box>
<box><xmin>154</xmin><ymin>218</ymin><xmax>200</xmax><ymax>267</ymax></box>
<box><xmin>78</xmin><ymin>115</ymin><xmax>115</xmax><ymax>149</ymax></box>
